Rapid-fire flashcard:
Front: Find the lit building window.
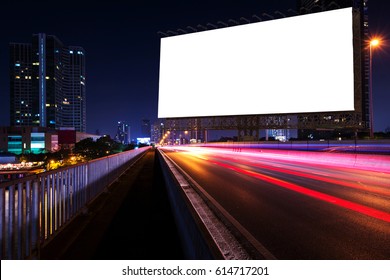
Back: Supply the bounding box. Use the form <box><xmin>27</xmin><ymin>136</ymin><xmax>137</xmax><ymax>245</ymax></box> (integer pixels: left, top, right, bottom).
<box><xmin>31</xmin><ymin>132</ymin><xmax>45</xmax><ymax>153</ymax></box>
<box><xmin>45</xmin><ymin>76</ymin><xmax>50</xmax><ymax>79</ymax></box>
<box><xmin>69</xmin><ymin>50</ymin><xmax>73</xmax><ymax>54</ymax></box>
<box><xmin>8</xmin><ymin>135</ymin><xmax>23</xmax><ymax>154</ymax></box>
<box><xmin>15</xmin><ymin>76</ymin><xmax>20</xmax><ymax>79</ymax></box>
<box><xmin>15</xmin><ymin>63</ymin><xmax>20</xmax><ymax>67</ymax></box>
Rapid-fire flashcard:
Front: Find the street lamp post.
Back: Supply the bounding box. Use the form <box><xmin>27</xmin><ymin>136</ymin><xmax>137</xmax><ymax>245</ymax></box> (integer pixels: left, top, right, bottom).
<box><xmin>369</xmin><ymin>38</ymin><xmax>379</xmax><ymax>139</ymax></box>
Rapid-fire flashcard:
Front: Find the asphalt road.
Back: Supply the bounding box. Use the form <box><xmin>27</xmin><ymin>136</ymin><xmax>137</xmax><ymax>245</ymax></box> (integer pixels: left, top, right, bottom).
<box><xmin>160</xmin><ymin>146</ymin><xmax>390</xmax><ymax>260</ymax></box>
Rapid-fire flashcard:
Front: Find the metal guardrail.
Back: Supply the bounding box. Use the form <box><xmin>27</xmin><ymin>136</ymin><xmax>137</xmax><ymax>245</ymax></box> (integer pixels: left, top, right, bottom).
<box><xmin>0</xmin><ymin>146</ymin><xmax>150</xmax><ymax>260</ymax></box>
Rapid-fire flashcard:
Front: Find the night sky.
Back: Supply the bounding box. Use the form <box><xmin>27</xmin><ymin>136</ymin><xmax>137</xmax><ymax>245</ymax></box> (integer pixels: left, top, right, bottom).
<box><xmin>0</xmin><ymin>0</ymin><xmax>389</xmax><ymax>139</ymax></box>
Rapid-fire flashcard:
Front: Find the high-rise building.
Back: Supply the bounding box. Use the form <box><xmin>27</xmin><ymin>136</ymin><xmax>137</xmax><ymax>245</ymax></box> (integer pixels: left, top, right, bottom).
<box><xmin>9</xmin><ymin>33</ymin><xmax>86</xmax><ymax>132</ymax></box>
<box><xmin>141</xmin><ymin>119</ymin><xmax>151</xmax><ymax>138</ymax></box>
<box><xmin>151</xmin><ymin>121</ymin><xmax>164</xmax><ymax>144</ymax></box>
<box><xmin>114</xmin><ymin>121</ymin><xmax>130</xmax><ymax>144</ymax></box>
<box><xmin>62</xmin><ymin>46</ymin><xmax>87</xmax><ymax>132</ymax></box>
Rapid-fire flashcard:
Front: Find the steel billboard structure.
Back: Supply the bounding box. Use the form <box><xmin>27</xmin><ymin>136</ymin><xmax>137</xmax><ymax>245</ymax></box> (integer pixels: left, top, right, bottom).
<box><xmin>157</xmin><ymin>5</ymin><xmax>367</xmax><ymax>138</ymax></box>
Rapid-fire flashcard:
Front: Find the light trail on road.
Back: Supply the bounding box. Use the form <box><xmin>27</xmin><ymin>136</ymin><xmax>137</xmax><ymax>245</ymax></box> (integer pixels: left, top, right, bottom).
<box><xmin>160</xmin><ymin>146</ymin><xmax>390</xmax><ymax>259</ymax></box>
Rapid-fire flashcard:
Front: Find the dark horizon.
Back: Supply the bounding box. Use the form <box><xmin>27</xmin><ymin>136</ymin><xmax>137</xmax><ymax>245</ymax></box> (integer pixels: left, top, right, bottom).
<box><xmin>1</xmin><ymin>0</ymin><xmax>389</xmax><ymax>139</ymax></box>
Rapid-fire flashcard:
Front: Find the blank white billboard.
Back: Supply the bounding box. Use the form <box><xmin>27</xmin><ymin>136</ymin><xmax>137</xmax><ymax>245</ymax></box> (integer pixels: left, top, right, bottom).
<box><xmin>158</xmin><ymin>8</ymin><xmax>354</xmax><ymax>118</ymax></box>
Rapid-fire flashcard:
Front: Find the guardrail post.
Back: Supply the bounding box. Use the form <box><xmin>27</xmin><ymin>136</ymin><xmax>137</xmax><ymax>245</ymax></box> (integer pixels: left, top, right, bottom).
<box><xmin>17</xmin><ymin>182</ymin><xmax>23</xmax><ymax>259</ymax></box>
<box><xmin>32</xmin><ymin>180</ymin><xmax>39</xmax><ymax>258</ymax></box>
<box><xmin>0</xmin><ymin>187</ymin><xmax>4</xmax><ymax>259</ymax></box>
<box><xmin>7</xmin><ymin>185</ymin><xmax>15</xmax><ymax>259</ymax></box>
<box><xmin>25</xmin><ymin>180</ymin><xmax>31</xmax><ymax>257</ymax></box>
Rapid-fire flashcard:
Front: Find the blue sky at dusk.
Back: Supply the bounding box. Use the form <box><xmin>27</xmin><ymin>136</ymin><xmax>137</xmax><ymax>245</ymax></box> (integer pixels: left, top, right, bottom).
<box><xmin>0</xmin><ymin>0</ymin><xmax>389</xmax><ymax>139</ymax></box>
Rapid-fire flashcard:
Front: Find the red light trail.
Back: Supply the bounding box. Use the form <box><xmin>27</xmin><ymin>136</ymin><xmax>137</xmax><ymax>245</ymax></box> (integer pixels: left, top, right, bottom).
<box><xmin>207</xmin><ymin>158</ymin><xmax>390</xmax><ymax>223</ymax></box>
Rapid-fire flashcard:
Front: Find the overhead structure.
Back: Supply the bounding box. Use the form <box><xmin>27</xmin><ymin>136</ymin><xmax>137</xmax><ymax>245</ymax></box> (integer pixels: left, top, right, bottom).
<box><xmin>157</xmin><ymin>4</ymin><xmax>368</xmax><ymax>137</ymax></box>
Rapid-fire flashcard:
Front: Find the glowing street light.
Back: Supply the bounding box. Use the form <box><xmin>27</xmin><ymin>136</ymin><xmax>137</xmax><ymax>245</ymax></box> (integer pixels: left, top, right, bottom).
<box><xmin>369</xmin><ymin>38</ymin><xmax>380</xmax><ymax>139</ymax></box>
<box><xmin>370</xmin><ymin>39</ymin><xmax>379</xmax><ymax>47</ymax></box>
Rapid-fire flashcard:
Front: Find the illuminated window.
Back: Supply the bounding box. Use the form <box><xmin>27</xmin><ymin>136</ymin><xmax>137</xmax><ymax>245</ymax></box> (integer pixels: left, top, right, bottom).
<box><xmin>31</xmin><ymin>132</ymin><xmax>45</xmax><ymax>153</ymax></box>
<box><xmin>8</xmin><ymin>135</ymin><xmax>22</xmax><ymax>154</ymax></box>
<box><xmin>15</xmin><ymin>63</ymin><xmax>20</xmax><ymax>67</ymax></box>
<box><xmin>45</xmin><ymin>76</ymin><xmax>50</xmax><ymax>79</ymax></box>
<box><xmin>69</xmin><ymin>50</ymin><xmax>73</xmax><ymax>54</ymax></box>
<box><xmin>33</xmin><ymin>62</ymin><xmax>39</xmax><ymax>66</ymax></box>
<box><xmin>15</xmin><ymin>76</ymin><xmax>20</xmax><ymax>79</ymax></box>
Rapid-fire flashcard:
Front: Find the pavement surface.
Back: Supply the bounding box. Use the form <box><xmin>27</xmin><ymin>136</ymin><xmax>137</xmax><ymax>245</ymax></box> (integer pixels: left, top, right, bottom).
<box><xmin>40</xmin><ymin>149</ymin><xmax>185</xmax><ymax>260</ymax></box>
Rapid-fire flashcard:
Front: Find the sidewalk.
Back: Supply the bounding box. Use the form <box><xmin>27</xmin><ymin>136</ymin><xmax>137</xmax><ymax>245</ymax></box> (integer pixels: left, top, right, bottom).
<box><xmin>40</xmin><ymin>149</ymin><xmax>185</xmax><ymax>260</ymax></box>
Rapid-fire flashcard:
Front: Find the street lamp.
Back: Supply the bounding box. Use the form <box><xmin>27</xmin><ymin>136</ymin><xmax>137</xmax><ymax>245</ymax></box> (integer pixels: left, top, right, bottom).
<box><xmin>369</xmin><ymin>38</ymin><xmax>380</xmax><ymax>138</ymax></box>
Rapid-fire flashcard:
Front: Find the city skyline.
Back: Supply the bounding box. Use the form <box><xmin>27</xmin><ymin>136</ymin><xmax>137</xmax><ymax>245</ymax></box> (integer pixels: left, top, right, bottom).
<box><xmin>0</xmin><ymin>0</ymin><xmax>389</xmax><ymax>139</ymax></box>
<box><xmin>9</xmin><ymin>33</ymin><xmax>86</xmax><ymax>132</ymax></box>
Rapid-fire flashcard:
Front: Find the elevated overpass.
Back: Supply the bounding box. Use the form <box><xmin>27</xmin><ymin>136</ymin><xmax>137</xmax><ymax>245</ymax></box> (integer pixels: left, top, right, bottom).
<box><xmin>1</xmin><ymin>142</ymin><xmax>390</xmax><ymax>260</ymax></box>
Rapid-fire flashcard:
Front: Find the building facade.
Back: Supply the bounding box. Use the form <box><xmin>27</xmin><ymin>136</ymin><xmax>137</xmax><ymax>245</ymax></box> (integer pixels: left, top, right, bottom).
<box><xmin>9</xmin><ymin>33</ymin><xmax>86</xmax><ymax>132</ymax></box>
<box><xmin>114</xmin><ymin>121</ymin><xmax>131</xmax><ymax>144</ymax></box>
<box><xmin>0</xmin><ymin>126</ymin><xmax>58</xmax><ymax>155</ymax></box>
<box><xmin>141</xmin><ymin>119</ymin><xmax>151</xmax><ymax>138</ymax></box>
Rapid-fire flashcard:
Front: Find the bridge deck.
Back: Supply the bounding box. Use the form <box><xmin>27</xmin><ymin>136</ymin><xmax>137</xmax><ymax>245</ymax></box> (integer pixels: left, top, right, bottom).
<box><xmin>40</xmin><ymin>149</ymin><xmax>185</xmax><ymax>260</ymax></box>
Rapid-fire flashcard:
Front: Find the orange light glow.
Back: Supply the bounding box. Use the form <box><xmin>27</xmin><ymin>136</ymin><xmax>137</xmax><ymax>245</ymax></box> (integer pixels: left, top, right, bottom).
<box><xmin>370</xmin><ymin>38</ymin><xmax>380</xmax><ymax>47</ymax></box>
